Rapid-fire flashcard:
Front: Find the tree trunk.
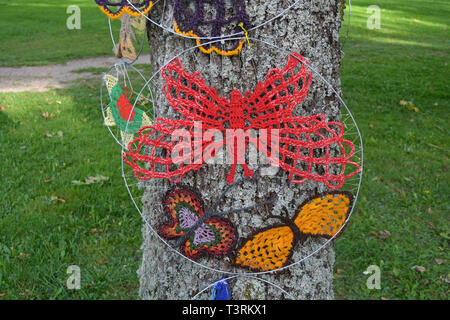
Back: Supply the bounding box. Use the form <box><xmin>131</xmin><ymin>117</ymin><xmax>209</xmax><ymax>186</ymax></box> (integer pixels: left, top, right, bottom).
<box><xmin>139</xmin><ymin>0</ymin><xmax>343</xmax><ymax>300</ymax></box>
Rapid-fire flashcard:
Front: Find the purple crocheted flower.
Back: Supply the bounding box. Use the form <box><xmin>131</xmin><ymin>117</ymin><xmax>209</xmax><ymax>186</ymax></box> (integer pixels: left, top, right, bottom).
<box><xmin>172</xmin><ymin>0</ymin><xmax>251</xmax><ymax>55</ymax></box>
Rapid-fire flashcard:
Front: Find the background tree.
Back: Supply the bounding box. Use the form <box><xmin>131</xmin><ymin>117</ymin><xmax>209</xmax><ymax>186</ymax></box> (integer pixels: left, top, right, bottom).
<box><xmin>139</xmin><ymin>0</ymin><xmax>345</xmax><ymax>299</ymax></box>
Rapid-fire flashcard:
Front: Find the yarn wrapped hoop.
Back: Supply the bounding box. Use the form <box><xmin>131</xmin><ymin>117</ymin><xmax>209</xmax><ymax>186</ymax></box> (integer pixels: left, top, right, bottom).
<box><xmin>120</xmin><ymin>37</ymin><xmax>363</xmax><ymax>276</ymax></box>
<box><xmin>123</xmin><ymin>52</ymin><xmax>361</xmax><ymax>188</ymax></box>
<box><xmin>100</xmin><ymin>63</ymin><xmax>155</xmax><ymax>148</ymax></box>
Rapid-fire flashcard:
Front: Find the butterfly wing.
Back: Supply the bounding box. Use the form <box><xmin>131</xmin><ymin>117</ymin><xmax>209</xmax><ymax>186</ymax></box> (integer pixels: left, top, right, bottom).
<box><xmin>293</xmin><ymin>191</ymin><xmax>354</xmax><ymax>238</ymax></box>
<box><xmin>161</xmin><ymin>58</ymin><xmax>230</xmax><ymax>128</ymax></box>
<box><xmin>182</xmin><ymin>217</ymin><xmax>237</xmax><ymax>259</ymax></box>
<box><xmin>234</xmin><ymin>226</ymin><xmax>295</xmax><ymax>272</ymax></box>
<box><xmin>123</xmin><ymin>118</ymin><xmax>208</xmax><ymax>181</ymax></box>
<box><xmin>243</xmin><ymin>52</ymin><xmax>313</xmax><ymax>128</ymax></box>
<box><xmin>258</xmin><ymin>115</ymin><xmax>361</xmax><ymax>189</ymax></box>
<box><xmin>95</xmin><ymin>0</ymin><xmax>153</xmax><ymax>19</ymax></box>
<box><xmin>159</xmin><ymin>185</ymin><xmax>205</xmax><ymax>238</ymax></box>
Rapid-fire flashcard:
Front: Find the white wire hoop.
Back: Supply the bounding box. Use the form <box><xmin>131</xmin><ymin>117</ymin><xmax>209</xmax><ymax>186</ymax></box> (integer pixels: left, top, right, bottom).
<box><xmin>119</xmin><ymin>36</ymin><xmax>364</xmax><ymax>278</ymax></box>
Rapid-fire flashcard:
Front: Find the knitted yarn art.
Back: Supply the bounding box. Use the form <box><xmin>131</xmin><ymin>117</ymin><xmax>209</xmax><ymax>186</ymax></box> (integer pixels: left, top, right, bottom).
<box><xmin>103</xmin><ymin>75</ymin><xmax>152</xmax><ymax>146</ymax></box>
<box><xmin>94</xmin><ymin>0</ymin><xmax>153</xmax><ymax>19</ymax></box>
<box><xmin>233</xmin><ymin>191</ymin><xmax>354</xmax><ymax>272</ymax></box>
<box><xmin>172</xmin><ymin>0</ymin><xmax>251</xmax><ymax>56</ymax></box>
<box><xmin>123</xmin><ymin>52</ymin><xmax>361</xmax><ymax>188</ymax></box>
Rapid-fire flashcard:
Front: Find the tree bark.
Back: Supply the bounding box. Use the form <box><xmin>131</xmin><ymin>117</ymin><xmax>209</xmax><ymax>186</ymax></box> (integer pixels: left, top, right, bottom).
<box><xmin>139</xmin><ymin>0</ymin><xmax>343</xmax><ymax>300</ymax></box>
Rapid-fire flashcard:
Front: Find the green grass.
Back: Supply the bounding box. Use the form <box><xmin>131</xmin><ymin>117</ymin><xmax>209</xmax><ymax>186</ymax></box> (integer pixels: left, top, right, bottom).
<box><xmin>0</xmin><ymin>80</ymin><xmax>142</xmax><ymax>299</ymax></box>
<box><xmin>0</xmin><ymin>0</ymin><xmax>449</xmax><ymax>300</ymax></box>
<box><xmin>334</xmin><ymin>0</ymin><xmax>449</xmax><ymax>300</ymax></box>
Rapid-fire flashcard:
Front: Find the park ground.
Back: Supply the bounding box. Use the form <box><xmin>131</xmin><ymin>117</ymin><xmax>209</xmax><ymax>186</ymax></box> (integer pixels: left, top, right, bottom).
<box><xmin>0</xmin><ymin>0</ymin><xmax>448</xmax><ymax>299</ymax></box>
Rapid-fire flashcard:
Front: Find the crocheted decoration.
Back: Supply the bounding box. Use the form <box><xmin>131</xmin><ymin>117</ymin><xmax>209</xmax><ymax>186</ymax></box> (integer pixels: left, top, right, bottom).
<box><xmin>104</xmin><ymin>75</ymin><xmax>152</xmax><ymax>146</ymax></box>
<box><xmin>123</xmin><ymin>53</ymin><xmax>361</xmax><ymax>187</ymax></box>
<box><xmin>172</xmin><ymin>0</ymin><xmax>251</xmax><ymax>56</ymax></box>
<box><xmin>211</xmin><ymin>278</ymin><xmax>231</xmax><ymax>300</ymax></box>
<box><xmin>160</xmin><ymin>185</ymin><xmax>236</xmax><ymax>259</ymax></box>
<box><xmin>94</xmin><ymin>0</ymin><xmax>153</xmax><ymax>19</ymax></box>
<box><xmin>115</xmin><ymin>14</ymin><xmax>141</xmax><ymax>61</ymax></box>
<box><xmin>234</xmin><ymin>191</ymin><xmax>354</xmax><ymax>272</ymax></box>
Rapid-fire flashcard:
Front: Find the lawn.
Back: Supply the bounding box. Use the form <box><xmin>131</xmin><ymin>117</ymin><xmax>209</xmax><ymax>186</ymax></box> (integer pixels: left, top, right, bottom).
<box><xmin>0</xmin><ymin>0</ymin><xmax>448</xmax><ymax>299</ymax></box>
<box><xmin>0</xmin><ymin>0</ymin><xmax>124</xmax><ymax>67</ymax></box>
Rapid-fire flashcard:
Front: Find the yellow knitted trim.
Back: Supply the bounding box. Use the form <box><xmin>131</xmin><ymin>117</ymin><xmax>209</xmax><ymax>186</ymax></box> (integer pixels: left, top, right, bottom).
<box><xmin>121</xmin><ymin>131</ymin><xmax>134</xmax><ymax>146</ymax></box>
<box><xmin>104</xmin><ymin>107</ymin><xmax>116</xmax><ymax>126</ymax></box>
<box><xmin>104</xmin><ymin>74</ymin><xmax>118</xmax><ymax>95</ymax></box>
<box><xmin>141</xmin><ymin>112</ymin><xmax>152</xmax><ymax>127</ymax></box>
<box><xmin>98</xmin><ymin>2</ymin><xmax>153</xmax><ymax>19</ymax></box>
<box><xmin>173</xmin><ymin>21</ymin><xmax>245</xmax><ymax>56</ymax></box>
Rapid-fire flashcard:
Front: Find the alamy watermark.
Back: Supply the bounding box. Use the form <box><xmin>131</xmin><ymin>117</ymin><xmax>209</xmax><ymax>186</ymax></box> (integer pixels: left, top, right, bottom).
<box><xmin>66</xmin><ymin>265</ymin><xmax>81</xmax><ymax>290</ymax></box>
<box><xmin>367</xmin><ymin>5</ymin><xmax>381</xmax><ymax>30</ymax></box>
<box><xmin>364</xmin><ymin>265</ymin><xmax>381</xmax><ymax>290</ymax></box>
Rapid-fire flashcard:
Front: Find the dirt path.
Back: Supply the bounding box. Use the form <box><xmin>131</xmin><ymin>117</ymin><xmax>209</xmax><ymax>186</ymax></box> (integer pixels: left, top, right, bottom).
<box><xmin>0</xmin><ymin>54</ymin><xmax>150</xmax><ymax>93</ymax></box>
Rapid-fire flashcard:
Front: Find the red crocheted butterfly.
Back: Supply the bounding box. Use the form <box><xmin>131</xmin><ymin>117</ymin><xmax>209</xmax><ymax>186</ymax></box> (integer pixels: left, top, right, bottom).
<box><xmin>123</xmin><ymin>52</ymin><xmax>361</xmax><ymax>188</ymax></box>
<box><xmin>160</xmin><ymin>185</ymin><xmax>236</xmax><ymax>259</ymax></box>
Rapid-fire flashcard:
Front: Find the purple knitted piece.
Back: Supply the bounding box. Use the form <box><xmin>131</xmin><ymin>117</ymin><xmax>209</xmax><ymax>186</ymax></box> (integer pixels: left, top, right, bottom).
<box><xmin>179</xmin><ymin>207</ymin><xmax>199</xmax><ymax>229</ymax></box>
<box><xmin>193</xmin><ymin>224</ymin><xmax>216</xmax><ymax>245</ymax></box>
<box><xmin>172</xmin><ymin>0</ymin><xmax>251</xmax><ymax>54</ymax></box>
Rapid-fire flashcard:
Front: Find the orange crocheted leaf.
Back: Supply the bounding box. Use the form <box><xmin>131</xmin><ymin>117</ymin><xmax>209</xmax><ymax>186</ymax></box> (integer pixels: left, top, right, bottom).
<box><xmin>234</xmin><ymin>226</ymin><xmax>295</xmax><ymax>272</ymax></box>
<box><xmin>182</xmin><ymin>217</ymin><xmax>237</xmax><ymax>259</ymax></box>
<box><xmin>293</xmin><ymin>191</ymin><xmax>353</xmax><ymax>238</ymax></box>
<box><xmin>160</xmin><ymin>185</ymin><xmax>205</xmax><ymax>238</ymax></box>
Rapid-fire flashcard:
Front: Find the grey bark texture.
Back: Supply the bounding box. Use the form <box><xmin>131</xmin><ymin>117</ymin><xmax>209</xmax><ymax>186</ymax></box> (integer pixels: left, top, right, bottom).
<box><xmin>138</xmin><ymin>0</ymin><xmax>343</xmax><ymax>300</ymax></box>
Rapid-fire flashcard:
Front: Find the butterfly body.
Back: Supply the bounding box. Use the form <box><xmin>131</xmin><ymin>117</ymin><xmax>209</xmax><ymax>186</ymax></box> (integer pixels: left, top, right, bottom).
<box><xmin>229</xmin><ymin>90</ymin><xmax>245</xmax><ymax>129</ymax></box>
